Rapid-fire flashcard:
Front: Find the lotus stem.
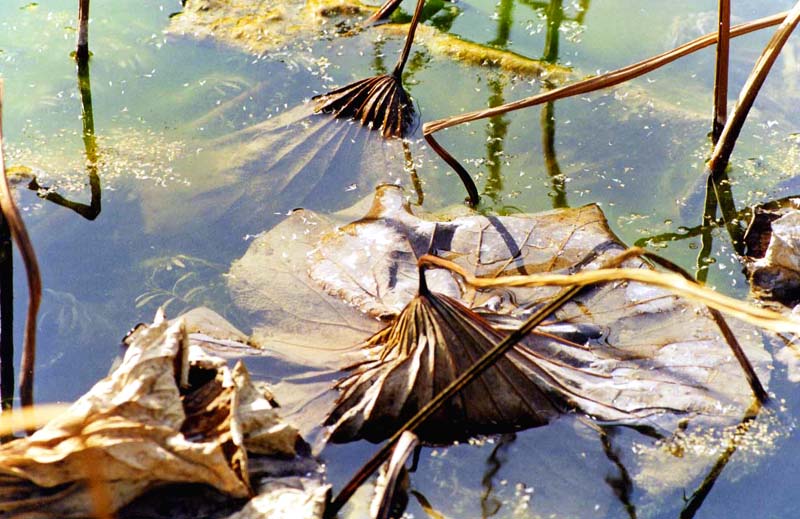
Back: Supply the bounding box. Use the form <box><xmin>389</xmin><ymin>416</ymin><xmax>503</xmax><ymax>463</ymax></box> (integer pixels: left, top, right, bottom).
<box><xmin>423</xmin><ymin>11</ymin><xmax>786</xmax><ymax>134</ymax></box>
<box><xmin>366</xmin><ymin>0</ymin><xmax>403</xmax><ymax>25</ymax></box>
<box><xmin>708</xmin><ymin>2</ymin><xmax>800</xmax><ymax>176</ymax></box>
<box><xmin>392</xmin><ymin>0</ymin><xmax>426</xmax><ymax>78</ymax></box>
<box><xmin>76</xmin><ymin>0</ymin><xmax>90</xmax><ymax>62</ymax></box>
<box><xmin>712</xmin><ymin>0</ymin><xmax>730</xmax><ymax>143</ymax></box>
<box><xmin>422</xmin><ymin>12</ymin><xmax>788</xmax><ymax>184</ymax></box>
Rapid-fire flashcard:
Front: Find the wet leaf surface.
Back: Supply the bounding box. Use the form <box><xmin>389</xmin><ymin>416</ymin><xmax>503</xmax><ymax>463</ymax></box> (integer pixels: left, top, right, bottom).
<box><xmin>276</xmin><ymin>186</ymin><xmax>770</xmax><ymax>446</ymax></box>
<box><xmin>227</xmin><ymin>197</ymin><xmax>384</xmax><ymax>443</ymax></box>
<box><xmin>232</xmin><ymin>185</ymin><xmax>770</xmax><ymax>444</ymax></box>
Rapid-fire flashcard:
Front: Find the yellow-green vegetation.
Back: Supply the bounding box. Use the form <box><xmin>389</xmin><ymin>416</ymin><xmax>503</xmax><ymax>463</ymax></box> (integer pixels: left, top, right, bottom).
<box><xmin>170</xmin><ymin>0</ymin><xmax>570</xmax><ymax>80</ymax></box>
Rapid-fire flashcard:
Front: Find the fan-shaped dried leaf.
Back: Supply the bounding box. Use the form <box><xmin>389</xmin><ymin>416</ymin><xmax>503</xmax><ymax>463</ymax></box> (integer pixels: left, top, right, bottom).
<box><xmin>314</xmin><ymin>74</ymin><xmax>414</xmax><ymax>139</ymax></box>
<box><xmin>325</xmin><ymin>289</ymin><xmax>564</xmax><ymax>443</ymax></box>
<box><xmin>307</xmin><ymin>186</ymin><xmax>770</xmax><ymax>442</ymax></box>
<box><xmin>0</xmin><ymin>311</ymin><xmax>302</xmax><ymax>518</ymax></box>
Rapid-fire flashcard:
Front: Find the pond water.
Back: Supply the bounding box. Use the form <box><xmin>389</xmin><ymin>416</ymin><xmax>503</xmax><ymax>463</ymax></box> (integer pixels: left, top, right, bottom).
<box><xmin>1</xmin><ymin>0</ymin><xmax>800</xmax><ymax>517</ymax></box>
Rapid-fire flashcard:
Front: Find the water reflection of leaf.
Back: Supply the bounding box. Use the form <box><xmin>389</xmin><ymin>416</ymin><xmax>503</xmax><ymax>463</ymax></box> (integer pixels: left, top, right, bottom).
<box><xmin>149</xmin><ymin>102</ymin><xmax>426</xmax><ymax>236</ymax></box>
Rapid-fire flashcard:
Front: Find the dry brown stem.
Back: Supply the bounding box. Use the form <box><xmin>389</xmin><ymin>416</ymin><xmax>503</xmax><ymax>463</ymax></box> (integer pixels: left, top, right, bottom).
<box><xmin>419</xmin><ymin>253</ymin><xmax>800</xmax><ymax>334</ymax></box>
<box><xmin>76</xmin><ymin>0</ymin><xmax>90</xmax><ymax>62</ymax></box>
<box><xmin>712</xmin><ymin>0</ymin><xmax>731</xmax><ymax>143</ymax></box>
<box><xmin>708</xmin><ymin>2</ymin><xmax>800</xmax><ymax>174</ymax></box>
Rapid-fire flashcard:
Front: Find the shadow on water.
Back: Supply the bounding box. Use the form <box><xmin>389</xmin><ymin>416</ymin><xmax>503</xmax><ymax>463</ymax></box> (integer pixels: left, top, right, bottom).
<box><xmin>679</xmin><ymin>399</ymin><xmax>764</xmax><ymax>519</ymax></box>
<box><xmin>600</xmin><ymin>428</ymin><xmax>638</xmax><ymax>519</ymax></box>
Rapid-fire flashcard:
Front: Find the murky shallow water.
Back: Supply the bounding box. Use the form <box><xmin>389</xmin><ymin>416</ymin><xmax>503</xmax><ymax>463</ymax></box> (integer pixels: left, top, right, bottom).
<box><xmin>1</xmin><ymin>0</ymin><xmax>800</xmax><ymax>517</ymax></box>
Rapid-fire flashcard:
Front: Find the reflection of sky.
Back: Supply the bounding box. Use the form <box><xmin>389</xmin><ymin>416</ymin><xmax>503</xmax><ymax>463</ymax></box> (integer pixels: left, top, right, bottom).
<box><xmin>1</xmin><ymin>1</ymin><xmax>800</xmax><ymax>517</ymax></box>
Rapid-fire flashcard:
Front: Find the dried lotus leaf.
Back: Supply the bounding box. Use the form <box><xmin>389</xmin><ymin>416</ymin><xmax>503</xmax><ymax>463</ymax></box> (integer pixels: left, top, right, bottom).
<box><xmin>325</xmin><ymin>288</ymin><xmax>565</xmax><ymax>443</ymax></box>
<box><xmin>310</xmin><ymin>186</ymin><xmax>770</xmax><ymax>442</ymax></box>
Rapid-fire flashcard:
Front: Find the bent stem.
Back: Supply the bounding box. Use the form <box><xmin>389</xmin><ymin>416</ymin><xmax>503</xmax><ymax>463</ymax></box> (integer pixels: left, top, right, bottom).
<box><xmin>419</xmin><ymin>251</ymin><xmax>800</xmax><ymax>334</ymax></box>
<box><xmin>0</xmin><ymin>82</ymin><xmax>42</xmax><ymax>409</ymax></box>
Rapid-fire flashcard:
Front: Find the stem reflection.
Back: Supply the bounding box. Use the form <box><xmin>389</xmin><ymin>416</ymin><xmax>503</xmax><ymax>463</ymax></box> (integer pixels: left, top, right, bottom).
<box><xmin>27</xmin><ymin>49</ymin><xmax>101</xmax><ymax>220</ymax></box>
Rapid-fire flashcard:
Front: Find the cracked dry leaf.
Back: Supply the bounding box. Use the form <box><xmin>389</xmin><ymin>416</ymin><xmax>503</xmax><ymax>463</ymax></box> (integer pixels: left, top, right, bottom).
<box><xmin>0</xmin><ymin>311</ymin><xmax>301</xmax><ymax>518</ymax></box>
<box><xmin>307</xmin><ymin>185</ymin><xmax>770</xmax><ymax>442</ymax></box>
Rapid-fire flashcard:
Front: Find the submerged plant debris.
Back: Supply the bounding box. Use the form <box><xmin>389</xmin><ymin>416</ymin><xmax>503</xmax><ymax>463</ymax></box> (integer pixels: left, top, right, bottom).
<box><xmin>744</xmin><ymin>200</ymin><xmax>800</xmax><ymax>308</ymax></box>
<box><xmin>168</xmin><ymin>0</ymin><xmax>568</xmax><ymax>80</ymax></box>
